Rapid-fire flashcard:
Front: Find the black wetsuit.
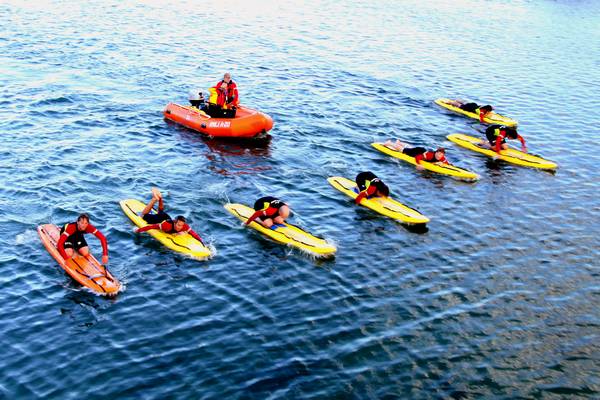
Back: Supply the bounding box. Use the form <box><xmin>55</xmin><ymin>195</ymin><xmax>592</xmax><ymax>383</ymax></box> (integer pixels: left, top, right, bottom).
<box><xmin>459</xmin><ymin>102</ymin><xmax>479</xmax><ymax>112</ymax></box>
<box><xmin>253</xmin><ymin>196</ymin><xmax>285</xmax><ymax>221</ymax></box>
<box><xmin>401</xmin><ymin>147</ymin><xmax>428</xmax><ymax>157</ymax></box>
<box><xmin>355</xmin><ymin>171</ymin><xmax>381</xmax><ymax>192</ymax></box>
<box><xmin>485</xmin><ymin>124</ymin><xmax>515</xmax><ymax>146</ymax></box>
<box><xmin>142</xmin><ymin>210</ymin><xmax>172</xmax><ymax>225</ymax></box>
<box><xmin>60</xmin><ymin>223</ymin><xmax>88</xmax><ymax>250</ymax></box>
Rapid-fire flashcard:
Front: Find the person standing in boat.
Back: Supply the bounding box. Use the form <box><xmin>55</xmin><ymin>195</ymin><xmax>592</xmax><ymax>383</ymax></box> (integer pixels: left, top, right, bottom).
<box><xmin>206</xmin><ymin>73</ymin><xmax>239</xmax><ymax>118</ymax></box>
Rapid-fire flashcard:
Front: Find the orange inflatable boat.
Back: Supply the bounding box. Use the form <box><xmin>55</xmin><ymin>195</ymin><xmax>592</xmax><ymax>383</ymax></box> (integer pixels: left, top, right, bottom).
<box><xmin>164</xmin><ymin>103</ymin><xmax>274</xmax><ymax>138</ymax></box>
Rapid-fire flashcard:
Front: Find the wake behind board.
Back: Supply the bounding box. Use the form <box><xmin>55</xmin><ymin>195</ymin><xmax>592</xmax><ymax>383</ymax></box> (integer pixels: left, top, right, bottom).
<box><xmin>447</xmin><ymin>133</ymin><xmax>558</xmax><ymax>170</ymax></box>
<box><xmin>224</xmin><ymin>203</ymin><xmax>336</xmax><ymax>258</ymax></box>
<box><xmin>120</xmin><ymin>199</ymin><xmax>212</xmax><ymax>260</ymax></box>
<box><xmin>371</xmin><ymin>142</ymin><xmax>479</xmax><ymax>181</ymax></box>
<box><xmin>327</xmin><ymin>177</ymin><xmax>429</xmax><ymax>224</ymax></box>
<box><xmin>435</xmin><ymin>98</ymin><xmax>518</xmax><ymax>127</ymax></box>
<box><xmin>37</xmin><ymin>224</ymin><xmax>121</xmax><ymax>296</ymax></box>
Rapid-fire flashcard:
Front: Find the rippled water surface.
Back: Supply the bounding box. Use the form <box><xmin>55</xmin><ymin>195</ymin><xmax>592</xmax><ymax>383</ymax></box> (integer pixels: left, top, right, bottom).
<box><xmin>1</xmin><ymin>1</ymin><xmax>599</xmax><ymax>398</ymax></box>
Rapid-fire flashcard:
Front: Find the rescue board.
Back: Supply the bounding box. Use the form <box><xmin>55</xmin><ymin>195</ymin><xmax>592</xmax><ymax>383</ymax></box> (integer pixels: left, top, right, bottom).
<box><xmin>435</xmin><ymin>98</ymin><xmax>518</xmax><ymax>127</ymax></box>
<box><xmin>447</xmin><ymin>133</ymin><xmax>558</xmax><ymax>170</ymax></box>
<box><xmin>224</xmin><ymin>203</ymin><xmax>336</xmax><ymax>258</ymax></box>
<box><xmin>37</xmin><ymin>224</ymin><xmax>121</xmax><ymax>296</ymax></box>
<box><xmin>327</xmin><ymin>177</ymin><xmax>429</xmax><ymax>224</ymax></box>
<box><xmin>120</xmin><ymin>199</ymin><xmax>212</xmax><ymax>260</ymax></box>
<box><xmin>371</xmin><ymin>142</ymin><xmax>479</xmax><ymax>181</ymax></box>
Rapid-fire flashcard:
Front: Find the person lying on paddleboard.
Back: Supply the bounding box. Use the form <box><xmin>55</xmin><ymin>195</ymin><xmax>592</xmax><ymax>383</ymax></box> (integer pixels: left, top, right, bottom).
<box><xmin>57</xmin><ymin>213</ymin><xmax>109</xmax><ymax>266</ymax></box>
<box><xmin>484</xmin><ymin>124</ymin><xmax>527</xmax><ymax>153</ymax></box>
<box><xmin>135</xmin><ymin>189</ymin><xmax>204</xmax><ymax>244</ymax></box>
<box><xmin>355</xmin><ymin>172</ymin><xmax>390</xmax><ymax>204</ymax></box>
<box><xmin>446</xmin><ymin>100</ymin><xmax>494</xmax><ymax>123</ymax></box>
<box><xmin>384</xmin><ymin>140</ymin><xmax>449</xmax><ymax>171</ymax></box>
<box><xmin>245</xmin><ymin>196</ymin><xmax>290</xmax><ymax>228</ymax></box>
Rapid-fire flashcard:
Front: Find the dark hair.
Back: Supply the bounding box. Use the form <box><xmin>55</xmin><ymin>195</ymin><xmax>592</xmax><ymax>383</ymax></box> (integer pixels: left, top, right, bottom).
<box><xmin>77</xmin><ymin>213</ymin><xmax>90</xmax><ymax>222</ymax></box>
<box><xmin>435</xmin><ymin>147</ymin><xmax>446</xmax><ymax>154</ymax></box>
<box><xmin>481</xmin><ymin>105</ymin><xmax>493</xmax><ymax>112</ymax></box>
<box><xmin>377</xmin><ymin>181</ymin><xmax>390</xmax><ymax>197</ymax></box>
<box><xmin>505</xmin><ymin>126</ymin><xmax>518</xmax><ymax>139</ymax></box>
<box><xmin>174</xmin><ymin>215</ymin><xmax>187</xmax><ymax>223</ymax></box>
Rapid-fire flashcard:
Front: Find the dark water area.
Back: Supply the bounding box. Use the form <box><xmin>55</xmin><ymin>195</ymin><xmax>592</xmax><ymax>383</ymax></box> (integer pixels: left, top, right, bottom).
<box><xmin>1</xmin><ymin>1</ymin><xmax>599</xmax><ymax>398</ymax></box>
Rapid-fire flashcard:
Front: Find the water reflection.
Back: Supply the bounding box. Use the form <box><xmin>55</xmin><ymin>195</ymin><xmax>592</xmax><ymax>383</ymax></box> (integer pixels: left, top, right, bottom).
<box><xmin>172</xmin><ymin>124</ymin><xmax>273</xmax><ymax>176</ymax></box>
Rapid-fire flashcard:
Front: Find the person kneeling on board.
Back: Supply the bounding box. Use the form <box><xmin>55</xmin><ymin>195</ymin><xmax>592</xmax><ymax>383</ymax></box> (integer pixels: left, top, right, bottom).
<box><xmin>484</xmin><ymin>124</ymin><xmax>527</xmax><ymax>153</ymax></box>
<box><xmin>205</xmin><ymin>73</ymin><xmax>239</xmax><ymax>118</ymax></box>
<box><xmin>57</xmin><ymin>213</ymin><xmax>109</xmax><ymax>266</ymax></box>
<box><xmin>384</xmin><ymin>140</ymin><xmax>449</xmax><ymax>171</ymax></box>
<box><xmin>135</xmin><ymin>189</ymin><xmax>204</xmax><ymax>244</ymax></box>
<box><xmin>447</xmin><ymin>100</ymin><xmax>494</xmax><ymax>123</ymax></box>
<box><xmin>355</xmin><ymin>172</ymin><xmax>390</xmax><ymax>204</ymax></box>
<box><xmin>245</xmin><ymin>196</ymin><xmax>290</xmax><ymax>229</ymax></box>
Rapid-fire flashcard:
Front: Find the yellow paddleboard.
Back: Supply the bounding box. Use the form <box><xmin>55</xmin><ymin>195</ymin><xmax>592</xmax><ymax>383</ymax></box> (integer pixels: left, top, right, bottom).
<box><xmin>447</xmin><ymin>133</ymin><xmax>558</xmax><ymax>170</ymax></box>
<box><xmin>224</xmin><ymin>203</ymin><xmax>336</xmax><ymax>258</ymax></box>
<box><xmin>327</xmin><ymin>177</ymin><xmax>429</xmax><ymax>224</ymax></box>
<box><xmin>435</xmin><ymin>98</ymin><xmax>518</xmax><ymax>127</ymax></box>
<box><xmin>371</xmin><ymin>142</ymin><xmax>479</xmax><ymax>181</ymax></box>
<box><xmin>120</xmin><ymin>199</ymin><xmax>212</xmax><ymax>260</ymax></box>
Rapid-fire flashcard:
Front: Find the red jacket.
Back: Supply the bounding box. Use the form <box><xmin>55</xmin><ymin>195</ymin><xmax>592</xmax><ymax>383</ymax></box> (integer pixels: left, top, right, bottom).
<box><xmin>415</xmin><ymin>151</ymin><xmax>448</xmax><ymax>165</ymax></box>
<box><xmin>495</xmin><ymin>131</ymin><xmax>526</xmax><ymax>153</ymax></box>
<box><xmin>355</xmin><ymin>185</ymin><xmax>377</xmax><ymax>204</ymax></box>
<box><xmin>137</xmin><ymin>220</ymin><xmax>203</xmax><ymax>243</ymax></box>
<box><xmin>57</xmin><ymin>223</ymin><xmax>108</xmax><ymax>259</ymax></box>
<box><xmin>214</xmin><ymin>80</ymin><xmax>239</xmax><ymax>107</ymax></box>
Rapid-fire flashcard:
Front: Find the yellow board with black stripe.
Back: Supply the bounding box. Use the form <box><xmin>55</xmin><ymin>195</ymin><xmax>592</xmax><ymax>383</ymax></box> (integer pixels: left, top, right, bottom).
<box><xmin>327</xmin><ymin>177</ymin><xmax>429</xmax><ymax>224</ymax></box>
<box><xmin>224</xmin><ymin>203</ymin><xmax>336</xmax><ymax>258</ymax></box>
<box><xmin>120</xmin><ymin>199</ymin><xmax>212</xmax><ymax>260</ymax></box>
<box><xmin>435</xmin><ymin>98</ymin><xmax>518</xmax><ymax>127</ymax></box>
<box><xmin>447</xmin><ymin>133</ymin><xmax>558</xmax><ymax>170</ymax></box>
<box><xmin>371</xmin><ymin>142</ymin><xmax>479</xmax><ymax>181</ymax></box>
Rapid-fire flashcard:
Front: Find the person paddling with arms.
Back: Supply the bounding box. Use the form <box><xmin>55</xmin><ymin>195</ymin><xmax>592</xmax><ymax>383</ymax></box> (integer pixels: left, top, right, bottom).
<box><xmin>134</xmin><ymin>188</ymin><xmax>205</xmax><ymax>244</ymax></box>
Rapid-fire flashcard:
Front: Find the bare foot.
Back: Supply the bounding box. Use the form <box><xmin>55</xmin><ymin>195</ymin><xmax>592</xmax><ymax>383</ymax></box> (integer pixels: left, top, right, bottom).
<box><xmin>151</xmin><ymin>187</ymin><xmax>162</xmax><ymax>200</ymax></box>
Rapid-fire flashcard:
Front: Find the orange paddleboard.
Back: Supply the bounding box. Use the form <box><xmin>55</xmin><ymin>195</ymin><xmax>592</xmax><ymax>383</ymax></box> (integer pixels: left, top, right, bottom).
<box><xmin>37</xmin><ymin>224</ymin><xmax>121</xmax><ymax>296</ymax></box>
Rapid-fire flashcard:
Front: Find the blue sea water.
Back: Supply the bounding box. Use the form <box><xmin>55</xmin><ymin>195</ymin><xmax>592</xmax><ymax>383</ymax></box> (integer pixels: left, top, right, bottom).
<box><xmin>1</xmin><ymin>0</ymin><xmax>599</xmax><ymax>398</ymax></box>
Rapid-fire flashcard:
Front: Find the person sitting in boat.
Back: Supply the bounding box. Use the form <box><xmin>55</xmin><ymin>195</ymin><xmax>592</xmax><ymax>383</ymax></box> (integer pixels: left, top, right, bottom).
<box><xmin>484</xmin><ymin>124</ymin><xmax>527</xmax><ymax>153</ymax></box>
<box><xmin>446</xmin><ymin>100</ymin><xmax>494</xmax><ymax>123</ymax></box>
<box><xmin>216</xmin><ymin>72</ymin><xmax>239</xmax><ymax>108</ymax></box>
<box><xmin>205</xmin><ymin>73</ymin><xmax>239</xmax><ymax>118</ymax></box>
<box><xmin>57</xmin><ymin>213</ymin><xmax>109</xmax><ymax>266</ymax></box>
<box><xmin>135</xmin><ymin>188</ymin><xmax>204</xmax><ymax>244</ymax></box>
<box><xmin>245</xmin><ymin>196</ymin><xmax>290</xmax><ymax>228</ymax></box>
<box><xmin>384</xmin><ymin>140</ymin><xmax>449</xmax><ymax>170</ymax></box>
<box><xmin>355</xmin><ymin>171</ymin><xmax>390</xmax><ymax>204</ymax></box>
